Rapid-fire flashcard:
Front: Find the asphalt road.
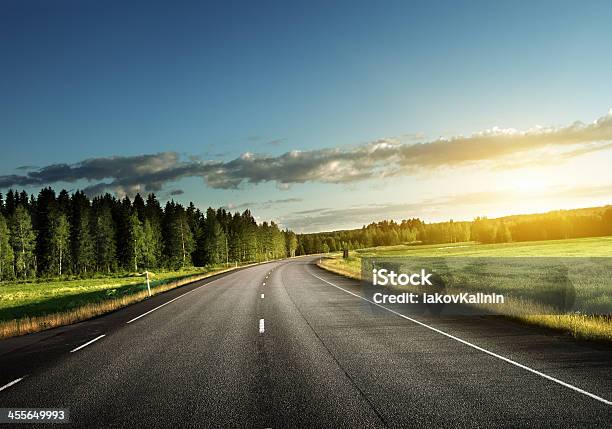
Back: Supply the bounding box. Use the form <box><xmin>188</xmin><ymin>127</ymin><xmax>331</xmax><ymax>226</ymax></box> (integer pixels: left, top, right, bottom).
<box><xmin>0</xmin><ymin>257</ymin><xmax>611</xmax><ymax>428</ymax></box>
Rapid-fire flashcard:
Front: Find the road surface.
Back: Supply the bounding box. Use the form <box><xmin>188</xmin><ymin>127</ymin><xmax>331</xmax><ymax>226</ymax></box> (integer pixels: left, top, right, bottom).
<box><xmin>0</xmin><ymin>257</ymin><xmax>611</xmax><ymax>428</ymax></box>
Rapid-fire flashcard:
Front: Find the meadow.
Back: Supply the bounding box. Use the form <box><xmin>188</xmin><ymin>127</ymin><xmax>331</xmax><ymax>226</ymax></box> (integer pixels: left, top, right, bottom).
<box><xmin>319</xmin><ymin>237</ymin><xmax>612</xmax><ymax>342</ymax></box>
<box><xmin>0</xmin><ymin>265</ymin><xmax>238</xmax><ymax>339</ymax></box>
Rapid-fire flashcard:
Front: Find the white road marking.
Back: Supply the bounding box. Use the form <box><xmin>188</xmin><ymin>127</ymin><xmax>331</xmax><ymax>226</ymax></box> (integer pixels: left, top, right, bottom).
<box><xmin>127</xmin><ymin>270</ymin><xmax>244</xmax><ymax>324</ymax></box>
<box><xmin>0</xmin><ymin>377</ymin><xmax>24</xmax><ymax>392</ymax></box>
<box><xmin>70</xmin><ymin>334</ymin><xmax>106</xmax><ymax>353</ymax></box>
<box><xmin>127</xmin><ymin>287</ymin><xmax>199</xmax><ymax>323</ymax></box>
<box><xmin>263</xmin><ymin>282</ymin><xmax>266</xmax><ymax>286</ymax></box>
<box><xmin>261</xmin><ymin>294</ymin><xmax>265</xmax><ymax>299</ymax></box>
<box><xmin>310</xmin><ymin>271</ymin><xmax>612</xmax><ymax>406</ymax></box>
<box><xmin>259</xmin><ymin>319</ymin><xmax>265</xmax><ymax>333</ymax></box>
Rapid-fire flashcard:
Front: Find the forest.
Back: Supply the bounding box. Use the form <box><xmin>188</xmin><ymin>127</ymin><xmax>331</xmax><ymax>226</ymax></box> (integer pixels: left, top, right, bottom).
<box><xmin>296</xmin><ymin>206</ymin><xmax>612</xmax><ymax>254</ymax></box>
<box><xmin>1</xmin><ymin>187</ymin><xmax>610</xmax><ymax>281</ymax></box>
<box><xmin>0</xmin><ymin>188</ymin><xmax>297</xmax><ymax>281</ymax></box>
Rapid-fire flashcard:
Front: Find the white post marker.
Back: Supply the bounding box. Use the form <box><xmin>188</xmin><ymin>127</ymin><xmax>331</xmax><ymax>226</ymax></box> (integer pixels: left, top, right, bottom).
<box><xmin>259</xmin><ymin>319</ymin><xmax>265</xmax><ymax>333</ymax></box>
<box><xmin>145</xmin><ymin>271</ymin><xmax>152</xmax><ymax>297</ymax></box>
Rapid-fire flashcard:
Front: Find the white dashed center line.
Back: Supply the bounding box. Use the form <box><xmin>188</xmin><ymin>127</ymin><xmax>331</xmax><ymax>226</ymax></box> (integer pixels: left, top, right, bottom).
<box><xmin>261</xmin><ymin>293</ymin><xmax>265</xmax><ymax>299</ymax></box>
<box><xmin>259</xmin><ymin>319</ymin><xmax>265</xmax><ymax>333</ymax></box>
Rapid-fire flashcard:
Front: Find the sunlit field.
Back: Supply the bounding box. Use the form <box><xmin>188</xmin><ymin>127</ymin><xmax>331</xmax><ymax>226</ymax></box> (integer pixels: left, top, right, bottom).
<box><xmin>319</xmin><ymin>237</ymin><xmax>612</xmax><ymax>342</ymax></box>
<box><xmin>0</xmin><ymin>269</ymin><xmax>216</xmax><ymax>320</ymax></box>
<box><xmin>0</xmin><ymin>266</ymin><xmax>237</xmax><ymax>339</ymax></box>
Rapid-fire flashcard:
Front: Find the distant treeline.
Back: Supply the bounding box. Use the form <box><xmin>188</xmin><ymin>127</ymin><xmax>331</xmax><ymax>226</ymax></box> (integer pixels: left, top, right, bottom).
<box><xmin>296</xmin><ymin>206</ymin><xmax>612</xmax><ymax>253</ymax></box>
<box><xmin>0</xmin><ymin>188</ymin><xmax>298</xmax><ymax>280</ymax></box>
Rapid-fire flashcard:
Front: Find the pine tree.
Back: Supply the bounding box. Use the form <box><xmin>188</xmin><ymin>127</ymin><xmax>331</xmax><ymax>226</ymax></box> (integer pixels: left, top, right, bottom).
<box><xmin>163</xmin><ymin>203</ymin><xmax>194</xmax><ymax>269</ymax></box>
<box><xmin>0</xmin><ymin>213</ymin><xmax>14</xmax><ymax>280</ymax></box>
<box><xmin>57</xmin><ymin>189</ymin><xmax>71</xmax><ymax>216</ymax></box>
<box><xmin>114</xmin><ymin>196</ymin><xmax>132</xmax><ymax>269</ymax></box>
<box><xmin>74</xmin><ymin>212</ymin><xmax>95</xmax><ymax>275</ymax></box>
<box><xmin>93</xmin><ymin>206</ymin><xmax>116</xmax><ymax>273</ymax></box>
<box><xmin>133</xmin><ymin>193</ymin><xmax>146</xmax><ymax>222</ymax></box>
<box><xmin>10</xmin><ymin>205</ymin><xmax>37</xmax><ymax>279</ymax></box>
<box><xmin>201</xmin><ymin>209</ymin><xmax>227</xmax><ymax>265</ymax></box>
<box><xmin>145</xmin><ymin>194</ymin><xmax>164</xmax><ymax>267</ymax></box>
<box><xmin>35</xmin><ymin>187</ymin><xmax>57</xmax><ymax>274</ymax></box>
<box><xmin>4</xmin><ymin>190</ymin><xmax>16</xmax><ymax>216</ymax></box>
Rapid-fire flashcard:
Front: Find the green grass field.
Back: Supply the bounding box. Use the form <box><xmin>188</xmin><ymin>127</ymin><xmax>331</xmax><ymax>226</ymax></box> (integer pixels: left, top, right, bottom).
<box><xmin>321</xmin><ymin>237</ymin><xmax>612</xmax><ymax>276</ymax></box>
<box><xmin>0</xmin><ymin>268</ymin><xmax>218</xmax><ymax>321</ymax></box>
<box><xmin>319</xmin><ymin>237</ymin><xmax>612</xmax><ymax>342</ymax></box>
<box><xmin>0</xmin><ymin>265</ymin><xmax>239</xmax><ymax>339</ymax></box>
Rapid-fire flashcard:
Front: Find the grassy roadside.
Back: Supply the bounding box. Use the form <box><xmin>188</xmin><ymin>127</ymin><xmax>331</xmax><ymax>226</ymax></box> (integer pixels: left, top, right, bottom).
<box><xmin>317</xmin><ymin>237</ymin><xmax>612</xmax><ymax>342</ymax></box>
<box><xmin>0</xmin><ymin>264</ymin><xmax>252</xmax><ymax>340</ymax></box>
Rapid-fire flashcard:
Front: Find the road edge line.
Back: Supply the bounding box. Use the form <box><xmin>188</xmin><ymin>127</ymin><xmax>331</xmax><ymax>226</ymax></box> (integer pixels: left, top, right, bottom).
<box><xmin>70</xmin><ymin>335</ymin><xmax>106</xmax><ymax>353</ymax></box>
<box><xmin>0</xmin><ymin>377</ymin><xmax>25</xmax><ymax>392</ymax></box>
<box><xmin>309</xmin><ymin>271</ymin><xmax>612</xmax><ymax>406</ymax></box>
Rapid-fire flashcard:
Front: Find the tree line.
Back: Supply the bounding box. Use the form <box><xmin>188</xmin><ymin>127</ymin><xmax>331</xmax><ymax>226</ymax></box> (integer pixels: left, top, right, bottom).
<box><xmin>0</xmin><ymin>188</ymin><xmax>298</xmax><ymax>281</ymax></box>
<box><xmin>469</xmin><ymin>207</ymin><xmax>612</xmax><ymax>244</ymax></box>
<box><xmin>1</xmin><ymin>186</ymin><xmax>609</xmax><ymax>280</ymax></box>
<box><xmin>296</xmin><ymin>206</ymin><xmax>612</xmax><ymax>253</ymax></box>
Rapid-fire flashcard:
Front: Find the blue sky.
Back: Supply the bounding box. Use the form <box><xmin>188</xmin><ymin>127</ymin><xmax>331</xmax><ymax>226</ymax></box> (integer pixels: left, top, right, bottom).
<box><xmin>2</xmin><ymin>1</ymin><xmax>612</xmax><ymax>232</ymax></box>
